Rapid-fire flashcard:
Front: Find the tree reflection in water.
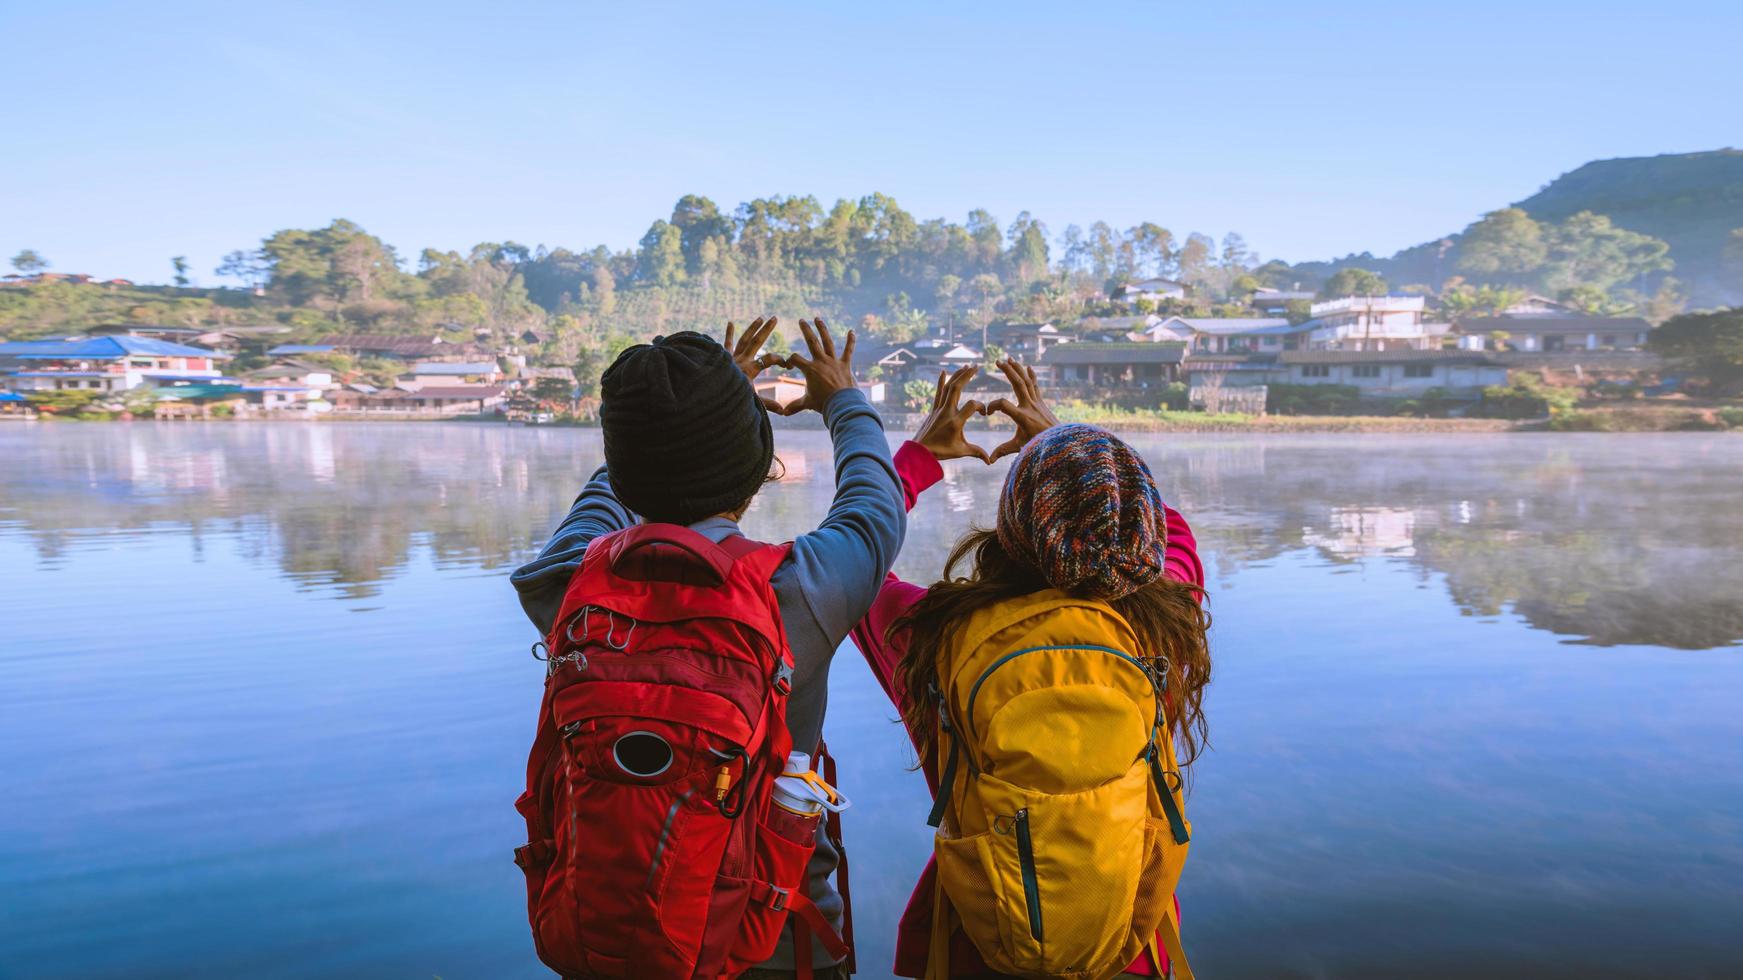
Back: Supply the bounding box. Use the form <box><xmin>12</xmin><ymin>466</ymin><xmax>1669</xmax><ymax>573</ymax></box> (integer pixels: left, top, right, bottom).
<box><xmin>3</xmin><ymin>425</ymin><xmax>1739</xmax><ymax>648</ymax></box>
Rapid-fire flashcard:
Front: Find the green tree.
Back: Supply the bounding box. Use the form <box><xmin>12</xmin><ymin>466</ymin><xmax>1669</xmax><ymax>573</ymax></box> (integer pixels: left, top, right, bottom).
<box><xmin>1128</xmin><ymin>223</ymin><xmax>1176</xmax><ymax>278</ymax></box>
<box><xmin>635</xmin><ymin>220</ymin><xmax>687</xmax><ymax>287</ymax></box>
<box><xmin>1645</xmin><ymin>277</ymin><xmax>1687</xmax><ymax>324</ymax></box>
<box><xmin>1086</xmin><ymin>221</ymin><xmax>1118</xmax><ymax>281</ymax></box>
<box><xmin>171</xmin><ymin>256</ymin><xmax>190</xmax><ymax>288</ymax></box>
<box><xmin>1648</xmin><ymin>308</ymin><xmax>1743</xmax><ymax>392</ymax></box>
<box><xmin>1176</xmin><ymin>233</ymin><xmax>1215</xmax><ymax>287</ymax></box>
<box><xmin>216</xmin><ymin>249</ymin><xmax>270</xmax><ymax>293</ymax></box>
<box><xmin>1320</xmin><ymin>268</ymin><xmax>1387</xmax><ymax>298</ymax></box>
<box><xmin>903</xmin><ymin>378</ymin><xmax>937</xmax><ymax>410</ymax></box>
<box><xmin>670</xmin><ymin>195</ymin><xmax>732</xmax><ymax>274</ymax></box>
<box><xmin>1457</xmin><ymin>208</ymin><xmax>1547</xmax><ymax>280</ymax></box>
<box><xmin>1005</xmin><ymin>212</ymin><xmax>1050</xmax><ymax>281</ymax></box>
<box><xmin>1540</xmin><ymin>211</ymin><xmax>1672</xmax><ymax>294</ymax></box>
<box><xmin>11</xmin><ymin>249</ymin><xmax>48</xmax><ymax>273</ymax></box>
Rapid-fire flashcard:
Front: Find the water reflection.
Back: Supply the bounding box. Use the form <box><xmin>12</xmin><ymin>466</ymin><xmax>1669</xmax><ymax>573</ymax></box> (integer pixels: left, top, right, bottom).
<box><xmin>3</xmin><ymin>426</ymin><xmax>1740</xmax><ymax>648</ymax></box>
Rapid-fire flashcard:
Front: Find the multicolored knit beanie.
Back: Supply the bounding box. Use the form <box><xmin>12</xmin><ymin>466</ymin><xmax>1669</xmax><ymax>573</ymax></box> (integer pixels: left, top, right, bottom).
<box><xmin>995</xmin><ymin>423</ymin><xmax>1167</xmax><ymax>600</ymax></box>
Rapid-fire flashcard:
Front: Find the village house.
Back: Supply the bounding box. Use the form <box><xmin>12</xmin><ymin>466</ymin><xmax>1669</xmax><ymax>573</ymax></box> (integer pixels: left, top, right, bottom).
<box><xmin>400</xmin><ymin>360</ymin><xmax>504</xmax><ymax>388</ymax></box>
<box><xmin>1038</xmin><ymin>342</ymin><xmax>1187</xmax><ymax>387</ymax></box>
<box><xmin>0</xmin><ymin>335</ymin><xmax>229</xmax><ymax>393</ymax></box>
<box><xmin>287</xmin><ymin>334</ymin><xmax>491</xmax><ymax>361</ymax></box>
<box><xmin>1144</xmin><ymin>316</ymin><xmax>1309</xmax><ymax>353</ymax></box>
<box><xmin>1077</xmin><ymin>314</ymin><xmax>1162</xmax><ymax>342</ymax></box>
<box><xmin>516</xmin><ymin>365</ymin><xmax>577</xmax><ymax>392</ymax></box>
<box><xmin>983</xmin><ymin>321</ymin><xmax>1068</xmax><ymax>358</ymax></box>
<box><xmin>1117</xmin><ymin>277</ymin><xmax>1189</xmax><ymax>304</ymax></box>
<box><xmin>1300</xmin><ymin>296</ymin><xmax>1434</xmax><ymax>351</ymax></box>
<box><xmin>1248</xmin><ymin>287</ymin><xmax>1315</xmax><ymax>315</ymax></box>
<box><xmin>1454</xmin><ymin>313</ymin><xmax>1653</xmax><ymax>352</ymax></box>
<box><xmin>1184</xmin><ymin>352</ymin><xmax>1280</xmax><ymax>389</ymax></box>
<box><xmin>854</xmin><ymin>343</ymin><xmax>924</xmax><ymax>387</ymax></box>
<box><xmin>1276</xmin><ymin>350</ymin><xmax>1508</xmax><ymax>397</ymax></box>
<box><xmin>245</xmin><ymin>360</ymin><xmax>335</xmax><ymax>390</ymax></box>
<box><xmin>330</xmin><ymin>384</ymin><xmax>506</xmax><ymax>415</ymax></box>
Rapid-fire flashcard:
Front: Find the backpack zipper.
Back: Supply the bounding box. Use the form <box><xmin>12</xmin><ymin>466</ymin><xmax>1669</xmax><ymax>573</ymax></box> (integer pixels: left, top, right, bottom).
<box><xmin>964</xmin><ymin>644</ymin><xmax>1156</xmax><ymax>746</ymax></box>
<box><xmin>1014</xmin><ymin>807</ymin><xmax>1043</xmax><ymax>943</ymax></box>
<box><xmin>644</xmin><ymin>789</ymin><xmax>694</xmax><ymax>891</ymax></box>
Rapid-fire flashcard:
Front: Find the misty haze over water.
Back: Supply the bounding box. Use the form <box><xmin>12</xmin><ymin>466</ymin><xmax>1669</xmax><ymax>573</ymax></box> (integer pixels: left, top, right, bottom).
<box><xmin>3</xmin><ymin>424</ymin><xmax>1741</xmax><ymax>978</ymax></box>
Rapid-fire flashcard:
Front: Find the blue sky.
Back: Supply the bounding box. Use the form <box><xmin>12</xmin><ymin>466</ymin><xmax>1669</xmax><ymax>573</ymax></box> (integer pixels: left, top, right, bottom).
<box><xmin>2</xmin><ymin>0</ymin><xmax>1737</xmax><ymax>285</ymax></box>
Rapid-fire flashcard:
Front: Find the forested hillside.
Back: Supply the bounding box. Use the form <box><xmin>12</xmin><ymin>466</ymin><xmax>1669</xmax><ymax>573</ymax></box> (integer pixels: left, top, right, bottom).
<box><xmin>1304</xmin><ymin>150</ymin><xmax>1743</xmax><ymax>307</ymax></box>
<box><xmin>6</xmin><ymin>152</ymin><xmax>1741</xmax><ymax>369</ymax></box>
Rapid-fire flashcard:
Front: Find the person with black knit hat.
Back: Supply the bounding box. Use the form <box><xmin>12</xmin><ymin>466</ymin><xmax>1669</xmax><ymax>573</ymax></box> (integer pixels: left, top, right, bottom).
<box><xmin>511</xmin><ymin>315</ymin><xmax>904</xmax><ymax>980</ymax></box>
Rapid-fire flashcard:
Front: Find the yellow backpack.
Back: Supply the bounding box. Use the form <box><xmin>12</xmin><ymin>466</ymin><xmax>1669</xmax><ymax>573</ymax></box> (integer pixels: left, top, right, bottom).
<box><xmin>925</xmin><ymin>590</ymin><xmax>1193</xmax><ymax>980</ymax></box>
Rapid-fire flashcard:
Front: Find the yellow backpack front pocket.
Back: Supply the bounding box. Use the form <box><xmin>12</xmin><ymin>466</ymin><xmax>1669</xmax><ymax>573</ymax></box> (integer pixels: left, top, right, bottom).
<box><xmin>939</xmin><ymin>765</ymin><xmax>1150</xmax><ymax>979</ymax></box>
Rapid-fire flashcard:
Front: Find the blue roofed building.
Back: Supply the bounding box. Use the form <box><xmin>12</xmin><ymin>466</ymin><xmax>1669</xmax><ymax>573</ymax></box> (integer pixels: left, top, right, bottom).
<box><xmin>0</xmin><ymin>335</ymin><xmax>231</xmax><ymax>394</ymax></box>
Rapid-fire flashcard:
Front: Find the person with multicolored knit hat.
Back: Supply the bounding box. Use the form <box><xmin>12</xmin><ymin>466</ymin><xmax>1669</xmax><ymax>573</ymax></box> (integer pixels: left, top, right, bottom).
<box><xmin>851</xmin><ymin>359</ymin><xmax>1210</xmax><ymax>979</ymax></box>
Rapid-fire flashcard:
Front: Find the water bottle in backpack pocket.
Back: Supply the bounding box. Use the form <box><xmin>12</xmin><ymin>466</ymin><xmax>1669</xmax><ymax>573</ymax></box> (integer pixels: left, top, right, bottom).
<box><xmin>731</xmin><ymin>750</ymin><xmax>852</xmax><ymax>970</ymax></box>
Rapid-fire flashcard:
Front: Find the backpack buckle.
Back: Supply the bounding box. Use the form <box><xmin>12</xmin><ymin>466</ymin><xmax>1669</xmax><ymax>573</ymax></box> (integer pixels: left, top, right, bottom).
<box><xmin>765</xmin><ymin>884</ymin><xmax>789</xmax><ymax>911</ymax></box>
<box><xmin>772</xmin><ymin>662</ymin><xmax>794</xmax><ymax>695</ymax></box>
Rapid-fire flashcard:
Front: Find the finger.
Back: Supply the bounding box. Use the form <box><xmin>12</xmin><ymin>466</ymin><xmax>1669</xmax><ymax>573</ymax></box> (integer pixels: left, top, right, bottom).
<box><xmin>752</xmin><ymin>315</ymin><xmax>778</xmax><ymax>351</ymax></box>
<box><xmin>798</xmin><ymin>319</ymin><xmax>822</xmax><ymax>358</ymax></box>
<box><xmin>932</xmin><ymin>370</ymin><xmax>948</xmax><ymax>411</ymax></box>
<box><xmin>1024</xmin><ymin>363</ymin><xmax>1041</xmax><ymax>400</ymax></box>
<box><xmin>947</xmin><ymin>365</ymin><xmax>976</xmax><ymax>404</ymax></box>
<box><xmin>840</xmin><ymin>328</ymin><xmax>854</xmax><ymax>364</ymax></box>
<box><xmin>967</xmin><ymin>443</ymin><xmax>993</xmax><ymax>464</ymax></box>
<box><xmin>814</xmin><ymin>317</ymin><xmax>836</xmax><ymax>358</ymax></box>
<box><xmin>958</xmin><ymin>399</ymin><xmax>984</xmax><ymax>421</ymax></box>
<box><xmin>724</xmin><ymin>321</ymin><xmax>737</xmax><ymax>351</ymax></box>
<box><xmin>984</xmin><ymin>397</ymin><xmax>1018</xmax><ymax>419</ymax></box>
<box><xmin>989</xmin><ymin>436</ymin><xmax>1024</xmax><ymax>461</ymax></box>
<box><xmin>1008</xmin><ymin>358</ymin><xmax>1035</xmax><ymax>404</ymax></box>
<box><xmin>997</xmin><ymin>358</ymin><xmax>1024</xmax><ymax>398</ymax></box>
<box><xmin>754</xmin><ymin>352</ymin><xmax>782</xmax><ymax>372</ymax></box>
<box><xmin>786</xmin><ymin>353</ymin><xmax>815</xmax><ymax>375</ymax></box>
<box><xmin>758</xmin><ymin>396</ymin><xmax>787</xmax><ymax>415</ymax></box>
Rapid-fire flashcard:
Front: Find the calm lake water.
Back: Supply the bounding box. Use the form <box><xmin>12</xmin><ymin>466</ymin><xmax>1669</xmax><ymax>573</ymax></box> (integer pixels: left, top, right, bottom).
<box><xmin>3</xmin><ymin>423</ymin><xmax>1742</xmax><ymax>979</ymax></box>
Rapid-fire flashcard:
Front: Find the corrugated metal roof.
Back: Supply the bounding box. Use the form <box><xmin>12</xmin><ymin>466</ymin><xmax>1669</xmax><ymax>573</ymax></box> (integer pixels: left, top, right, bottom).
<box><xmin>1175</xmin><ymin>318</ymin><xmax>1300</xmax><ymax>336</ymax></box>
<box><xmin>267</xmin><ymin>344</ymin><xmax>336</xmax><ymax>355</ymax></box>
<box><xmin>1279</xmin><ymin>350</ymin><xmax>1501</xmax><ymax>365</ymax></box>
<box><xmin>1456</xmin><ymin>315</ymin><xmax>1651</xmax><ymax>333</ymax></box>
<box><xmin>0</xmin><ymin>336</ymin><xmax>231</xmax><ymax>359</ymax></box>
<box><xmin>409</xmin><ymin>361</ymin><xmax>500</xmax><ymax>374</ymax></box>
<box><xmin>1044</xmin><ymin>342</ymin><xmax>1188</xmax><ymax>365</ymax></box>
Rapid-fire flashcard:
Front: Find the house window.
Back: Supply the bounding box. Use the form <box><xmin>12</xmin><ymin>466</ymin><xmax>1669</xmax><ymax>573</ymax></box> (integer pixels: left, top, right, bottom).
<box><xmin>1300</xmin><ymin>365</ymin><xmax>1330</xmax><ymax>378</ymax></box>
<box><xmin>1352</xmin><ymin>365</ymin><xmax>1381</xmax><ymax>378</ymax></box>
<box><xmin>1600</xmin><ymin>335</ymin><xmax>1617</xmax><ymax>347</ymax></box>
<box><xmin>1403</xmin><ymin>365</ymin><xmax>1434</xmax><ymax>378</ymax></box>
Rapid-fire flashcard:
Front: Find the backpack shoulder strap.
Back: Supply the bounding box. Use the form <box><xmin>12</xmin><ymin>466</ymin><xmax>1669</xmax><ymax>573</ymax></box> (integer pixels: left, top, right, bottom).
<box><xmin>718</xmin><ymin>533</ymin><xmax>792</xmax><ymax>584</ymax></box>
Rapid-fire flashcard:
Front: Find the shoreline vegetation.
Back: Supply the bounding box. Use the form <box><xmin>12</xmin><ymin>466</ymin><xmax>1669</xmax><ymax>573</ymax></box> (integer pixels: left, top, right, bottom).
<box><xmin>11</xmin><ymin>401</ymin><xmax>1741</xmax><ymax>433</ymax></box>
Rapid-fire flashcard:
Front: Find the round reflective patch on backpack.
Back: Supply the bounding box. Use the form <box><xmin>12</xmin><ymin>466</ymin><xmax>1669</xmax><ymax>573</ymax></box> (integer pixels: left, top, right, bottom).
<box><xmin>612</xmin><ymin>731</ymin><xmax>674</xmax><ymax>778</ymax></box>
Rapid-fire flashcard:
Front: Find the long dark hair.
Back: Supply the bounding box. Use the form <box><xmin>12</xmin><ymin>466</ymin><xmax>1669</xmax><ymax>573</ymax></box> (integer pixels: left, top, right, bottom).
<box><xmin>893</xmin><ymin>528</ymin><xmax>1211</xmax><ymax>768</ymax></box>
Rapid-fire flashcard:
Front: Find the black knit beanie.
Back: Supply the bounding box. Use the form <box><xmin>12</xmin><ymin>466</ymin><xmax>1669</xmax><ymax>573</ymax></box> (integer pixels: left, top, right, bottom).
<box><xmin>599</xmin><ymin>331</ymin><xmax>774</xmax><ymax>525</ymax></box>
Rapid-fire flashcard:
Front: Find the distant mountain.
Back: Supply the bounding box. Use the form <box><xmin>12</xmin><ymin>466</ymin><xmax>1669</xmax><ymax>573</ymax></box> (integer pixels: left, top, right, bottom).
<box><xmin>1517</xmin><ymin>150</ymin><xmax>1743</xmax><ymax>303</ymax></box>
<box><xmin>1302</xmin><ymin>150</ymin><xmax>1743</xmax><ymax>306</ymax></box>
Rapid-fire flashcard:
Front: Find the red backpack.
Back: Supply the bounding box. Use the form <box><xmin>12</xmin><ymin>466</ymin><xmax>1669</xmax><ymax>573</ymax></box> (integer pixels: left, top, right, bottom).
<box><xmin>513</xmin><ymin>524</ymin><xmax>853</xmax><ymax>979</ymax></box>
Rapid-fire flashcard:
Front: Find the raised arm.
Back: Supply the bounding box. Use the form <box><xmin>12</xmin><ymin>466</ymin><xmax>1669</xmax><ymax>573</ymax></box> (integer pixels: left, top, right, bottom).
<box><xmin>509</xmin><ymin>466</ymin><xmax>636</xmax><ymax>636</ymax></box>
<box><xmin>773</xmin><ymin>319</ymin><xmax>907</xmax><ymax>646</ymax></box>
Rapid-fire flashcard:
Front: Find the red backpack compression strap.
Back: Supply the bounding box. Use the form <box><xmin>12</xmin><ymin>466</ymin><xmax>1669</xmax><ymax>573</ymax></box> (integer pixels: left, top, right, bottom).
<box><xmin>790</xmin><ymin>741</ymin><xmax>854</xmax><ymax>979</ymax></box>
<box><xmin>823</xmin><ymin>742</ymin><xmax>856</xmax><ymax>975</ymax></box>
